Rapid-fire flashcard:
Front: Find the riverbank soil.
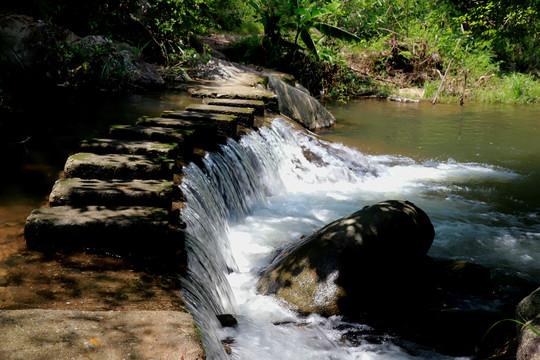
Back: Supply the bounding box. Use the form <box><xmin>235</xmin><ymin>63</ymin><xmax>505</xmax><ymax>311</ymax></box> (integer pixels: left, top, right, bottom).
<box><xmin>0</xmin><ymin>201</ymin><xmax>204</xmax><ymax>359</ymax></box>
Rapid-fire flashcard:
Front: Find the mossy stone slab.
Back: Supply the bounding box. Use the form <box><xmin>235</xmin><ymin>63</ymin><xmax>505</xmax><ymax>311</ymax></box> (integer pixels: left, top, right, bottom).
<box><xmin>80</xmin><ymin>138</ymin><xmax>179</xmax><ymax>158</ymax></box>
<box><xmin>49</xmin><ymin>178</ymin><xmax>180</xmax><ymax>207</ymax></box>
<box><xmin>64</xmin><ymin>153</ymin><xmax>174</xmax><ymax>180</ymax></box>
<box><xmin>203</xmin><ymin>98</ymin><xmax>265</xmax><ymax>116</ymax></box>
<box><xmin>24</xmin><ymin>205</ymin><xmax>182</xmax><ymax>256</ymax></box>
<box><xmin>109</xmin><ymin>125</ymin><xmax>195</xmax><ymax>156</ymax></box>
<box><xmin>185</xmin><ymin>104</ymin><xmax>254</xmax><ymax>128</ymax></box>
<box><xmin>136</xmin><ymin>117</ymin><xmax>219</xmax><ymax>148</ymax></box>
<box><xmin>161</xmin><ymin>110</ymin><xmax>237</xmax><ymax>137</ymax></box>
<box><xmin>190</xmin><ymin>84</ymin><xmax>278</xmax><ymax>112</ymax></box>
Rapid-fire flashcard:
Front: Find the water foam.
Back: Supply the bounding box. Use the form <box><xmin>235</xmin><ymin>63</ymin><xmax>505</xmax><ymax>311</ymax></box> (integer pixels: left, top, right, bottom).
<box><xmin>180</xmin><ymin>117</ymin><xmax>536</xmax><ymax>359</ymax></box>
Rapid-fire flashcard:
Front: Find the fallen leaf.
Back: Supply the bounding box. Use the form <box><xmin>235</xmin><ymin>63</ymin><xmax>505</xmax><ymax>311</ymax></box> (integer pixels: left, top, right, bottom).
<box><xmin>89</xmin><ymin>337</ymin><xmax>100</xmax><ymax>346</ymax></box>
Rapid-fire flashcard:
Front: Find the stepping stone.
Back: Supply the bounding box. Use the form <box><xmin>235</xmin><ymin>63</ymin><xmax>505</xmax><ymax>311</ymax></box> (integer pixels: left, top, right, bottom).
<box><xmin>190</xmin><ymin>84</ymin><xmax>278</xmax><ymax>111</ymax></box>
<box><xmin>80</xmin><ymin>138</ymin><xmax>179</xmax><ymax>158</ymax></box>
<box><xmin>49</xmin><ymin>178</ymin><xmax>180</xmax><ymax>207</ymax></box>
<box><xmin>185</xmin><ymin>104</ymin><xmax>254</xmax><ymax>128</ymax></box>
<box><xmin>203</xmin><ymin>98</ymin><xmax>265</xmax><ymax>116</ymax></box>
<box><xmin>161</xmin><ymin>110</ymin><xmax>237</xmax><ymax>138</ymax></box>
<box><xmin>24</xmin><ymin>205</ymin><xmax>182</xmax><ymax>256</ymax></box>
<box><xmin>136</xmin><ymin>116</ymin><xmax>219</xmax><ymax>147</ymax></box>
<box><xmin>64</xmin><ymin>153</ymin><xmax>174</xmax><ymax>180</ymax></box>
<box><xmin>108</xmin><ymin>125</ymin><xmax>195</xmax><ymax>156</ymax></box>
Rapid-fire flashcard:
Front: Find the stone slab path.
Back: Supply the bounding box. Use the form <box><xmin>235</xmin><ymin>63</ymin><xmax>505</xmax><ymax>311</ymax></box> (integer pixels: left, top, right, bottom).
<box><xmin>19</xmin><ymin>70</ymin><xmax>278</xmax><ymax>359</ymax></box>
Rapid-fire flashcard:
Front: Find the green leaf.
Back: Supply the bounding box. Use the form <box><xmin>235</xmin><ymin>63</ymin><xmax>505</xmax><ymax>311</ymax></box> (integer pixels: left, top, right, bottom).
<box><xmin>248</xmin><ymin>0</ymin><xmax>262</xmax><ymax>15</ymax></box>
<box><xmin>300</xmin><ymin>28</ymin><xmax>318</xmax><ymax>60</ymax></box>
<box><xmin>294</xmin><ymin>8</ymin><xmax>309</xmax><ymax>16</ymax></box>
<box><xmin>314</xmin><ymin>22</ymin><xmax>361</xmax><ymax>43</ymax></box>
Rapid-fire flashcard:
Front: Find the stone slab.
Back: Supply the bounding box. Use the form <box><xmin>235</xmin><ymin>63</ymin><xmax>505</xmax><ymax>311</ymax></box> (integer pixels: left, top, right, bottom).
<box><xmin>203</xmin><ymin>98</ymin><xmax>265</xmax><ymax>116</ymax></box>
<box><xmin>186</xmin><ymin>103</ymin><xmax>254</xmax><ymax>128</ymax></box>
<box><xmin>64</xmin><ymin>153</ymin><xmax>174</xmax><ymax>180</ymax></box>
<box><xmin>136</xmin><ymin>116</ymin><xmax>219</xmax><ymax>148</ymax></box>
<box><xmin>49</xmin><ymin>178</ymin><xmax>180</xmax><ymax>207</ymax></box>
<box><xmin>24</xmin><ymin>205</ymin><xmax>181</xmax><ymax>256</ymax></box>
<box><xmin>162</xmin><ymin>110</ymin><xmax>237</xmax><ymax>138</ymax></box>
<box><xmin>109</xmin><ymin>125</ymin><xmax>195</xmax><ymax>156</ymax></box>
<box><xmin>0</xmin><ymin>310</ymin><xmax>204</xmax><ymax>360</ymax></box>
<box><xmin>188</xmin><ymin>81</ymin><xmax>278</xmax><ymax>112</ymax></box>
<box><xmin>80</xmin><ymin>138</ymin><xmax>179</xmax><ymax>158</ymax></box>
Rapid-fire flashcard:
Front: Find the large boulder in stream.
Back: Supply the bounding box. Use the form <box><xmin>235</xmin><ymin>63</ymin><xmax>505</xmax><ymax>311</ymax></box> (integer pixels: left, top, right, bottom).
<box><xmin>256</xmin><ymin>200</ymin><xmax>524</xmax><ymax>356</ymax></box>
<box><xmin>257</xmin><ymin>200</ymin><xmax>435</xmax><ymax>317</ymax></box>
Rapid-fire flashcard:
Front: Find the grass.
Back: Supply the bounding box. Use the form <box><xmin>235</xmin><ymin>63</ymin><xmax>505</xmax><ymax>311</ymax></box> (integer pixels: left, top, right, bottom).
<box><xmin>421</xmin><ymin>73</ymin><xmax>540</xmax><ymax>105</ymax></box>
<box><xmin>473</xmin><ymin>73</ymin><xmax>540</xmax><ymax>104</ymax></box>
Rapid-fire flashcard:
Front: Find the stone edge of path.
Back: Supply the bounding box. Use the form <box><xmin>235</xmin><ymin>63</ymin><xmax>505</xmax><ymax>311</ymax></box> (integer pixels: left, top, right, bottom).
<box><xmin>18</xmin><ymin>62</ymin><xmax>280</xmax><ymax>359</ymax></box>
<box><xmin>0</xmin><ymin>309</ymin><xmax>205</xmax><ymax>360</ymax></box>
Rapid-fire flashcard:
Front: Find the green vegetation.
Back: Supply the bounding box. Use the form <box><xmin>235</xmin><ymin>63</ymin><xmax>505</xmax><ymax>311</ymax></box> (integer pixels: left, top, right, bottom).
<box><xmin>1</xmin><ymin>0</ymin><xmax>539</xmax><ymax>104</ymax></box>
<box><xmin>334</xmin><ymin>0</ymin><xmax>540</xmax><ymax>103</ymax></box>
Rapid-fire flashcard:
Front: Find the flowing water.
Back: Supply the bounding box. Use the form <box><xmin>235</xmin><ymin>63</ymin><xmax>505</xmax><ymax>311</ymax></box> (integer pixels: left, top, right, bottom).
<box><xmin>179</xmin><ymin>100</ymin><xmax>540</xmax><ymax>359</ymax></box>
<box><xmin>4</xmin><ymin>91</ymin><xmax>538</xmax><ymax>359</ymax></box>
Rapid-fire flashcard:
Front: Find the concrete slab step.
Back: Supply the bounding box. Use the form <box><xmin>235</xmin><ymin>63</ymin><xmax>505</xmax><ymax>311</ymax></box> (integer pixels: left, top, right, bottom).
<box><xmin>64</xmin><ymin>153</ymin><xmax>174</xmax><ymax>180</ymax></box>
<box><xmin>108</xmin><ymin>125</ymin><xmax>195</xmax><ymax>157</ymax></box>
<box><xmin>80</xmin><ymin>138</ymin><xmax>180</xmax><ymax>158</ymax></box>
<box><xmin>136</xmin><ymin>116</ymin><xmax>219</xmax><ymax>148</ymax></box>
<box><xmin>161</xmin><ymin>110</ymin><xmax>237</xmax><ymax>138</ymax></box>
<box><xmin>203</xmin><ymin>98</ymin><xmax>265</xmax><ymax>116</ymax></box>
<box><xmin>185</xmin><ymin>104</ymin><xmax>254</xmax><ymax>128</ymax></box>
<box><xmin>49</xmin><ymin>178</ymin><xmax>180</xmax><ymax>207</ymax></box>
<box><xmin>189</xmin><ymin>83</ymin><xmax>278</xmax><ymax>111</ymax></box>
<box><xmin>24</xmin><ymin>205</ymin><xmax>183</xmax><ymax>257</ymax></box>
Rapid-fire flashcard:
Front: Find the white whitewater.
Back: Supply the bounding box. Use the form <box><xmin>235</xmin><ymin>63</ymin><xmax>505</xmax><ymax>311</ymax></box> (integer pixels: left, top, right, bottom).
<box><xmin>180</xmin><ymin>117</ymin><xmax>538</xmax><ymax>359</ymax></box>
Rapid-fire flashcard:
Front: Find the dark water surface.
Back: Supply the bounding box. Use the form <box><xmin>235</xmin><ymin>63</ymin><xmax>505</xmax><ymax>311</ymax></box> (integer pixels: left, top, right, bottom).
<box><xmin>0</xmin><ymin>89</ymin><xmax>195</xmax><ymax>206</ymax></box>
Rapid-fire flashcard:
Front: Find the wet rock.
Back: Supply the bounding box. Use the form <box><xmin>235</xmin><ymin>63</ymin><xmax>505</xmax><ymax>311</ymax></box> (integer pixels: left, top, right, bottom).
<box><xmin>517</xmin><ymin>318</ymin><xmax>540</xmax><ymax>360</ymax></box>
<box><xmin>217</xmin><ymin>314</ymin><xmax>238</xmax><ymax>328</ymax></box>
<box><xmin>266</xmin><ymin>74</ymin><xmax>336</xmax><ymax>130</ymax></box>
<box><xmin>516</xmin><ymin>287</ymin><xmax>540</xmax><ymax>360</ymax></box>
<box><xmin>256</xmin><ymin>200</ymin><xmax>512</xmax><ymax>356</ymax></box>
<box><xmin>257</xmin><ymin>200</ymin><xmax>435</xmax><ymax>317</ymax></box>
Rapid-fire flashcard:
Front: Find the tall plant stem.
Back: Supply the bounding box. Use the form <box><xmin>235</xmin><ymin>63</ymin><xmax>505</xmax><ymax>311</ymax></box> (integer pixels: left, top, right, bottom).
<box><xmin>432</xmin><ymin>39</ymin><xmax>461</xmax><ymax>105</ymax></box>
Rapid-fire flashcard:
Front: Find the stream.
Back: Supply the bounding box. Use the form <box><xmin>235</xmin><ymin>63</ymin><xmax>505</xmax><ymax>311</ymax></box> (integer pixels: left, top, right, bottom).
<box><xmin>179</xmin><ymin>100</ymin><xmax>540</xmax><ymax>359</ymax></box>
<box><xmin>2</xmin><ymin>92</ymin><xmax>538</xmax><ymax>359</ymax></box>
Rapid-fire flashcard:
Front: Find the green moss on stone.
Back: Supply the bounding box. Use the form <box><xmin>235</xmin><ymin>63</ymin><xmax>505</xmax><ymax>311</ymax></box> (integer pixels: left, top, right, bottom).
<box><xmin>69</xmin><ymin>153</ymin><xmax>96</xmax><ymax>161</ymax></box>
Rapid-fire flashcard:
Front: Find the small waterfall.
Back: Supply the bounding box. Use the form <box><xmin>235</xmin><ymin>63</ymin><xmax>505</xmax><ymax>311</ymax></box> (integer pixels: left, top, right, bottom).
<box><xmin>179</xmin><ymin>117</ymin><xmax>519</xmax><ymax>359</ymax></box>
<box><xmin>179</xmin><ymin>118</ymin><xmax>379</xmax><ymax>359</ymax></box>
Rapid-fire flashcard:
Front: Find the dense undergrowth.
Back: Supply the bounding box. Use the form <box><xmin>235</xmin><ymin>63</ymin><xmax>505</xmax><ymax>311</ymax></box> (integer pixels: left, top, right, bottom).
<box><xmin>1</xmin><ymin>0</ymin><xmax>539</xmax><ymax>105</ymax></box>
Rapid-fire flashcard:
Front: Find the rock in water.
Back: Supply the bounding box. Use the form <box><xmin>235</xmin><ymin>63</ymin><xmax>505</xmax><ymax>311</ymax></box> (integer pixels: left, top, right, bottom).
<box><xmin>266</xmin><ymin>75</ymin><xmax>336</xmax><ymax>130</ymax></box>
<box><xmin>256</xmin><ymin>200</ymin><xmax>435</xmax><ymax>318</ymax></box>
<box><xmin>516</xmin><ymin>287</ymin><xmax>540</xmax><ymax>360</ymax></box>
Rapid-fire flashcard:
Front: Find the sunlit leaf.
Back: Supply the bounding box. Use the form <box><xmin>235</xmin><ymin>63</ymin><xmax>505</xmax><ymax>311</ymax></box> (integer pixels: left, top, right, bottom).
<box><xmin>314</xmin><ymin>23</ymin><xmax>362</xmax><ymax>43</ymax></box>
